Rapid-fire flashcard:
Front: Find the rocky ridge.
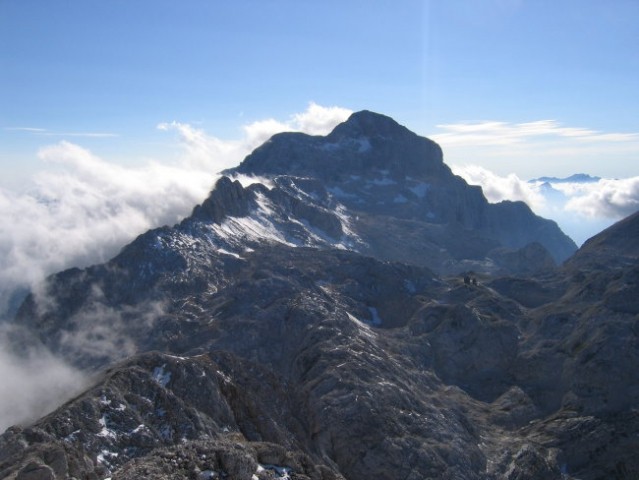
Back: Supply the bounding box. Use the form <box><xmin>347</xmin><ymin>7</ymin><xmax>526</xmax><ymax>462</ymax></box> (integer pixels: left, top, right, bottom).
<box><xmin>2</xmin><ymin>111</ymin><xmax>637</xmax><ymax>479</ymax></box>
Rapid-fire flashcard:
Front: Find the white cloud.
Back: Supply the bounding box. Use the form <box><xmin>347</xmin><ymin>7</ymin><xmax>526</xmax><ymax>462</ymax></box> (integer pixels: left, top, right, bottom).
<box><xmin>0</xmin><ymin>327</ymin><xmax>87</xmax><ymax>432</ymax></box>
<box><xmin>42</xmin><ymin>132</ymin><xmax>119</xmax><ymax>138</ymax></box>
<box><xmin>451</xmin><ymin>164</ymin><xmax>545</xmax><ymax>209</ymax></box>
<box><xmin>242</xmin><ymin>118</ymin><xmax>291</xmax><ymax>149</ymax></box>
<box><xmin>0</xmin><ymin>141</ymin><xmax>213</xmax><ymax>313</ymax></box>
<box><xmin>242</xmin><ymin>101</ymin><xmax>353</xmax><ymax>147</ymax></box>
<box><xmin>5</xmin><ymin>126</ymin><xmax>118</xmax><ymax>137</ymax></box>
<box><xmin>0</xmin><ymin>102</ymin><xmax>352</xmax><ymax>431</ymax></box>
<box><xmin>290</xmin><ymin>102</ymin><xmax>353</xmax><ymax>135</ymax></box>
<box><xmin>5</xmin><ymin>127</ymin><xmax>48</xmax><ymax>133</ymax></box>
<box><xmin>431</xmin><ymin>119</ymin><xmax>639</xmax><ymax>147</ymax></box>
<box><xmin>0</xmin><ymin>102</ymin><xmax>352</xmax><ymax>316</ymax></box>
<box><xmin>159</xmin><ymin>102</ymin><xmax>353</xmax><ymax>169</ymax></box>
<box><xmin>157</xmin><ymin>121</ymin><xmax>246</xmax><ymax>171</ymax></box>
<box><xmin>453</xmin><ymin>163</ymin><xmax>639</xmax><ymax>245</ymax></box>
<box><xmin>563</xmin><ymin>177</ymin><xmax>639</xmax><ymax>218</ymax></box>
<box><xmin>430</xmin><ymin>119</ymin><xmax>639</xmax><ymax>180</ymax></box>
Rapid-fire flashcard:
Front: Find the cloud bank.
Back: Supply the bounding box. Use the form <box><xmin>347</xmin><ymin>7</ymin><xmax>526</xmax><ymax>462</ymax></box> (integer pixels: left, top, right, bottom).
<box><xmin>0</xmin><ymin>141</ymin><xmax>213</xmax><ymax>312</ymax></box>
<box><xmin>560</xmin><ymin>177</ymin><xmax>639</xmax><ymax>219</ymax></box>
<box><xmin>2</xmin><ymin>103</ymin><xmax>636</xmax><ymax>430</ymax></box>
<box><xmin>0</xmin><ymin>327</ymin><xmax>87</xmax><ymax>432</ymax></box>
<box><xmin>451</xmin><ymin>164</ymin><xmax>545</xmax><ymax>209</ymax></box>
<box><xmin>0</xmin><ymin>102</ymin><xmax>351</xmax><ymax>433</ymax></box>
<box><xmin>0</xmin><ymin>102</ymin><xmax>352</xmax><ymax>316</ymax></box>
<box><xmin>452</xmin><ymin>164</ymin><xmax>639</xmax><ymax>245</ymax></box>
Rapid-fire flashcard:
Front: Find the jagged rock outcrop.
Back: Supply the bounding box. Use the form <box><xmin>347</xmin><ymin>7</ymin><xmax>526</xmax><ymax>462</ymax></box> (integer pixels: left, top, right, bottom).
<box><xmin>4</xmin><ymin>111</ymin><xmax>637</xmax><ymax>479</ymax></box>
<box><xmin>192</xmin><ymin>176</ymin><xmax>252</xmax><ymax>223</ymax></box>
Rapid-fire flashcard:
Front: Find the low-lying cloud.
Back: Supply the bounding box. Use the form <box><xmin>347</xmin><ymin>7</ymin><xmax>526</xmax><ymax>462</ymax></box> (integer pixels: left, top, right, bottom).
<box><xmin>562</xmin><ymin>177</ymin><xmax>639</xmax><ymax>219</ymax></box>
<box><xmin>3</xmin><ymin>102</ymin><xmax>636</xmax><ymax>431</ymax></box>
<box><xmin>0</xmin><ymin>142</ymin><xmax>212</xmax><ymax>313</ymax></box>
<box><xmin>451</xmin><ymin>164</ymin><xmax>545</xmax><ymax>210</ymax></box>
<box><xmin>0</xmin><ymin>102</ymin><xmax>352</xmax><ymax>316</ymax></box>
<box><xmin>453</xmin><ymin>164</ymin><xmax>639</xmax><ymax>245</ymax></box>
<box><xmin>0</xmin><ymin>102</ymin><xmax>352</xmax><ymax>433</ymax></box>
<box><xmin>0</xmin><ymin>326</ymin><xmax>88</xmax><ymax>432</ymax></box>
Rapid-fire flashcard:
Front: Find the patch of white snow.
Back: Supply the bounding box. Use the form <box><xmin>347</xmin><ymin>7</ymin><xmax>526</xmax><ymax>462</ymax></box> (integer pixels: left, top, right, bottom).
<box><xmin>198</xmin><ymin>469</ymin><xmax>218</xmax><ymax>480</ymax></box>
<box><xmin>409</xmin><ymin>183</ymin><xmax>430</xmax><ymax>198</ymax></box>
<box><xmin>97</xmin><ymin>415</ymin><xmax>117</xmax><ymax>439</ymax></box>
<box><xmin>96</xmin><ymin>449</ymin><xmax>119</xmax><ymax>467</ymax></box>
<box><xmin>369</xmin><ymin>177</ymin><xmax>396</xmax><ymax>186</ymax></box>
<box><xmin>347</xmin><ymin>313</ymin><xmax>376</xmax><ymax>339</ymax></box>
<box><xmin>367</xmin><ymin>306</ymin><xmax>383</xmax><ymax>326</ymax></box>
<box><xmin>229</xmin><ymin>174</ymin><xmax>275</xmax><ymax>190</ymax></box>
<box><xmin>216</xmin><ymin>370</ymin><xmax>232</xmax><ymax>383</ymax></box>
<box><xmin>217</xmin><ymin>248</ymin><xmax>243</xmax><ymax>259</ymax></box>
<box><xmin>356</xmin><ymin>137</ymin><xmax>371</xmax><ymax>152</ymax></box>
<box><xmin>152</xmin><ymin>364</ymin><xmax>171</xmax><ymax>387</ymax></box>
<box><xmin>404</xmin><ymin>279</ymin><xmax>417</xmax><ymax>293</ymax></box>
<box><xmin>258</xmin><ymin>464</ymin><xmax>292</xmax><ymax>480</ymax></box>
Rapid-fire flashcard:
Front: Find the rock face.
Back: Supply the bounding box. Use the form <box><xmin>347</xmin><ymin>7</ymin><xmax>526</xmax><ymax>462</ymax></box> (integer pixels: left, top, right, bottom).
<box><xmin>232</xmin><ymin>110</ymin><xmax>576</xmax><ymax>267</ymax></box>
<box><xmin>3</xmin><ymin>111</ymin><xmax>637</xmax><ymax>479</ymax></box>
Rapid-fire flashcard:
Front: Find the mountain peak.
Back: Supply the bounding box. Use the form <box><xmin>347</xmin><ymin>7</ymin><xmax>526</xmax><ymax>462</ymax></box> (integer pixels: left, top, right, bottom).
<box><xmin>232</xmin><ymin>110</ymin><xmax>444</xmax><ymax>180</ymax></box>
<box><xmin>219</xmin><ymin>110</ymin><xmax>577</xmax><ymax>264</ymax></box>
<box><xmin>530</xmin><ymin>173</ymin><xmax>601</xmax><ymax>184</ymax></box>
<box><xmin>327</xmin><ymin>110</ymin><xmax>412</xmax><ymax>139</ymax></box>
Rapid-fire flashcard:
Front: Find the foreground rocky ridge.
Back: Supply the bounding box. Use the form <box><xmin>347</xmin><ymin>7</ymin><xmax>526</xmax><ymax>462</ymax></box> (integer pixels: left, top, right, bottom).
<box><xmin>3</xmin><ymin>112</ymin><xmax>638</xmax><ymax>479</ymax></box>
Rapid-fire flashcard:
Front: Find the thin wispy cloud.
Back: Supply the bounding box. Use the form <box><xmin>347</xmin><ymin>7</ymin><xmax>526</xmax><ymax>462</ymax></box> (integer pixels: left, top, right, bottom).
<box><xmin>5</xmin><ymin>127</ymin><xmax>48</xmax><ymax>133</ymax></box>
<box><xmin>41</xmin><ymin>132</ymin><xmax>119</xmax><ymax>138</ymax></box>
<box><xmin>431</xmin><ymin>119</ymin><xmax>639</xmax><ymax>147</ymax></box>
<box><xmin>5</xmin><ymin>127</ymin><xmax>118</xmax><ymax>138</ymax></box>
<box><xmin>430</xmin><ymin>120</ymin><xmax>639</xmax><ymax>180</ymax></box>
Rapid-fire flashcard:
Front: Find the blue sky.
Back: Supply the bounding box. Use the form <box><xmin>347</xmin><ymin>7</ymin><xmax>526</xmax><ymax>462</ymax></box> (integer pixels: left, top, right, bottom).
<box><xmin>2</xmin><ymin>0</ymin><xmax>638</xmax><ymax>180</ymax></box>
<box><xmin>0</xmin><ymin>0</ymin><xmax>638</xmax><ymax>291</ymax></box>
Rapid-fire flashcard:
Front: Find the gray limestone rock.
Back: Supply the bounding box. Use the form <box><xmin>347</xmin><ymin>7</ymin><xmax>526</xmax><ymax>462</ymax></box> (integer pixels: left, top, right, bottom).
<box><xmin>4</xmin><ymin>112</ymin><xmax>638</xmax><ymax>479</ymax></box>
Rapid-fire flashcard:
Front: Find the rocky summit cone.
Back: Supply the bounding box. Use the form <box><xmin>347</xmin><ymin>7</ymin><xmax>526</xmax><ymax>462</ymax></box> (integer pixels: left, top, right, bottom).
<box><xmin>235</xmin><ymin>110</ymin><xmax>446</xmax><ymax>180</ymax></box>
<box><xmin>3</xmin><ymin>111</ymin><xmax>638</xmax><ymax>480</ymax></box>
<box><xmin>229</xmin><ymin>110</ymin><xmax>576</xmax><ymax>269</ymax></box>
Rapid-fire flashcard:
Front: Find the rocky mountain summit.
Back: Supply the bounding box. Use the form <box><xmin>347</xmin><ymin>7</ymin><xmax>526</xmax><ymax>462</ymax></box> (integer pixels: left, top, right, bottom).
<box><xmin>231</xmin><ymin>110</ymin><xmax>576</xmax><ymax>267</ymax></box>
<box><xmin>2</xmin><ymin>111</ymin><xmax>637</xmax><ymax>479</ymax></box>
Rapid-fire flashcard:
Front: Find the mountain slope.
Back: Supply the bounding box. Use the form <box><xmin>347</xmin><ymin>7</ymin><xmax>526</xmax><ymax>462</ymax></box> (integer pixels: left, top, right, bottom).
<box><xmin>4</xmin><ymin>111</ymin><xmax>636</xmax><ymax>480</ymax></box>
<box><xmin>566</xmin><ymin>210</ymin><xmax>639</xmax><ymax>268</ymax></box>
<box><xmin>230</xmin><ymin>110</ymin><xmax>577</xmax><ymax>265</ymax></box>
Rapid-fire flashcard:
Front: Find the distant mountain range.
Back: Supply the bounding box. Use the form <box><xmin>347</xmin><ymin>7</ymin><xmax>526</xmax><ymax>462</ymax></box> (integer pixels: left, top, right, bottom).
<box><xmin>2</xmin><ymin>111</ymin><xmax>638</xmax><ymax>479</ymax></box>
<box><xmin>529</xmin><ymin>173</ymin><xmax>601</xmax><ymax>183</ymax></box>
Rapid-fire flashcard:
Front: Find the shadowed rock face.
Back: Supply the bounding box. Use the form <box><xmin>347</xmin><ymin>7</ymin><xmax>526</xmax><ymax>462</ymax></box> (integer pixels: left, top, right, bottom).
<box><xmin>3</xmin><ymin>111</ymin><xmax>638</xmax><ymax>480</ymax></box>
<box><xmin>232</xmin><ymin>111</ymin><xmax>576</xmax><ymax>265</ymax></box>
